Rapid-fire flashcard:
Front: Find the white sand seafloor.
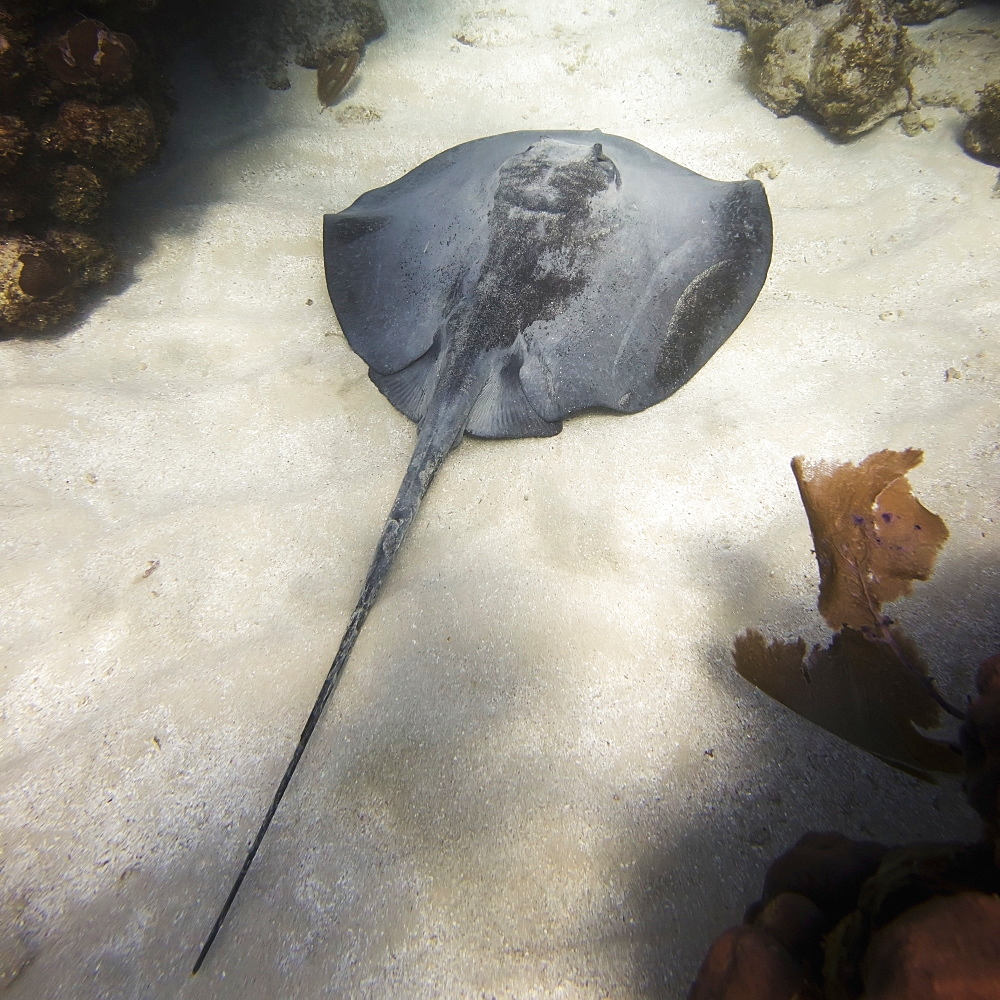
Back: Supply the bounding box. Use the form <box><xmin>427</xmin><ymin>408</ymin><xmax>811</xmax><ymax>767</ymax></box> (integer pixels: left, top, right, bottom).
<box><xmin>2</xmin><ymin>1</ymin><xmax>999</xmax><ymax>997</ymax></box>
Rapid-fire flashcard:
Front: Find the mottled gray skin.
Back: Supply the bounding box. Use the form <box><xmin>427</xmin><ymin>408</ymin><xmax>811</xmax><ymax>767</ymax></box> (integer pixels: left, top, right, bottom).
<box><xmin>195</xmin><ymin>133</ymin><xmax>772</xmax><ymax>970</ymax></box>
<box><xmin>328</xmin><ymin>141</ymin><xmax>629</xmax><ymax>682</ymax></box>
<box><xmin>322</xmin><ymin>134</ymin><xmax>772</xmax><ymax>644</ymax></box>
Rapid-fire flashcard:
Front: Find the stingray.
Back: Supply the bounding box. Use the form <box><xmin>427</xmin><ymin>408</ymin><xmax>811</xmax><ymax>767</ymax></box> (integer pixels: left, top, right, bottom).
<box><xmin>194</xmin><ymin>130</ymin><xmax>772</xmax><ymax>970</ymax></box>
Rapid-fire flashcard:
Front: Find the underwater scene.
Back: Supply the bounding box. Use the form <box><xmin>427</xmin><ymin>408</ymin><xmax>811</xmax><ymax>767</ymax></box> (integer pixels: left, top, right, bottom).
<box><xmin>2</xmin><ymin>0</ymin><xmax>999</xmax><ymax>997</ymax></box>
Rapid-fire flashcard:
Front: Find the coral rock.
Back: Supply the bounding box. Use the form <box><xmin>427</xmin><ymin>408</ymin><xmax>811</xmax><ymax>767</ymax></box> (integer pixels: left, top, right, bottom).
<box><xmin>862</xmin><ymin>892</ymin><xmax>1000</xmax><ymax>999</ymax></box>
<box><xmin>0</xmin><ymin>0</ymin><xmax>166</xmax><ymax>334</ymax></box>
<box><xmin>689</xmin><ymin>924</ymin><xmax>815</xmax><ymax>1000</ymax></box>
<box><xmin>714</xmin><ymin>0</ymin><xmax>966</xmax><ymax>34</ymax></box>
<box><xmin>750</xmin><ymin>6</ymin><xmax>837</xmax><ymax>116</ymax></box>
<box><xmin>761</xmin><ymin>832</ymin><xmax>888</xmax><ymax>920</ymax></box>
<box><xmin>0</xmin><ymin>114</ymin><xmax>30</xmax><ymax>174</ymax></box>
<box><xmin>41</xmin><ymin>18</ymin><xmax>137</xmax><ymax>89</ymax></box>
<box><xmin>0</xmin><ymin>183</ymin><xmax>33</xmax><ymax>223</ymax></box>
<box><xmin>808</xmin><ymin>0</ymin><xmax>914</xmax><ymax>136</ymax></box>
<box><xmin>202</xmin><ymin>0</ymin><xmax>387</xmax><ymax>91</ymax></box>
<box><xmin>754</xmin><ymin>891</ymin><xmax>829</xmax><ymax>961</ymax></box>
<box><xmin>1</xmin><ymin>230</ymin><xmax>114</xmax><ymax>333</ymax></box>
<box><xmin>962</xmin><ymin>82</ymin><xmax>1000</xmax><ymax>167</ymax></box>
<box><xmin>889</xmin><ymin>0</ymin><xmax>967</xmax><ymax>23</ymax></box>
<box><xmin>1</xmin><ymin>235</ymin><xmax>69</xmax><ymax>329</ymax></box>
<box><xmin>746</xmin><ymin>0</ymin><xmax>915</xmax><ymax>138</ymax></box>
<box><xmin>41</xmin><ymin>98</ymin><xmax>159</xmax><ymax>177</ymax></box>
<box><xmin>714</xmin><ymin>0</ymin><xmax>809</xmax><ymax>38</ymax></box>
<box><xmin>0</xmin><ymin>30</ymin><xmax>28</xmax><ymax>94</ymax></box>
<box><xmin>49</xmin><ymin>163</ymin><xmax>107</xmax><ymax>223</ymax></box>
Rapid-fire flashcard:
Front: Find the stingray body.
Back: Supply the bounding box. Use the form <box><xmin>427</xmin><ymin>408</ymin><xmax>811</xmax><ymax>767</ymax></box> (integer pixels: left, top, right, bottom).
<box><xmin>194</xmin><ymin>131</ymin><xmax>772</xmax><ymax>970</ymax></box>
<box><xmin>320</xmin><ymin>131</ymin><xmax>771</xmax><ymax>653</ymax></box>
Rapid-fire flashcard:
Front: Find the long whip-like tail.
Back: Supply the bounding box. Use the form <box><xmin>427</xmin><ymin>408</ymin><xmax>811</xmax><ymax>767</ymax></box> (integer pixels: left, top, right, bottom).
<box><xmin>193</xmin><ymin>387</ymin><xmax>471</xmax><ymax>973</ymax></box>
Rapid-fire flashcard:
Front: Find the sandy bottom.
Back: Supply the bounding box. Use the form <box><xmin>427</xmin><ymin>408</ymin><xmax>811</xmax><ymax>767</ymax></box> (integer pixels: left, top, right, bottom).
<box><xmin>2</xmin><ymin>1</ymin><xmax>998</xmax><ymax>997</ymax></box>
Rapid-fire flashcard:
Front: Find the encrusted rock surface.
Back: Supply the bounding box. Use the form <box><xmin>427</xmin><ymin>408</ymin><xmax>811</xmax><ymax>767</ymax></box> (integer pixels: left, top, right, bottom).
<box><xmin>195</xmin><ymin>0</ymin><xmax>387</xmax><ymax>90</ymax></box>
<box><xmin>962</xmin><ymin>82</ymin><xmax>1000</xmax><ymax>167</ymax></box>
<box><xmin>715</xmin><ymin>0</ymin><xmax>1000</xmax><ymax>155</ymax></box>
<box><xmin>0</xmin><ymin>228</ymin><xmax>114</xmax><ymax>331</ymax></box>
<box><xmin>689</xmin><ymin>924</ymin><xmax>817</xmax><ymax>1000</ymax></box>
<box><xmin>0</xmin><ymin>3</ymin><xmax>168</xmax><ymax>334</ymax></box>
<box><xmin>691</xmin><ymin>654</ymin><xmax>1000</xmax><ymax>999</ymax></box>
<box><xmin>715</xmin><ymin>0</ymin><xmax>968</xmax><ymax>33</ymax></box>
<box><xmin>739</xmin><ymin>0</ymin><xmax>916</xmax><ymax>138</ymax></box>
<box><xmin>0</xmin><ymin>1</ymin><xmax>388</xmax><ymax>333</ymax></box>
<box><xmin>862</xmin><ymin>892</ymin><xmax>1000</xmax><ymax>999</ymax></box>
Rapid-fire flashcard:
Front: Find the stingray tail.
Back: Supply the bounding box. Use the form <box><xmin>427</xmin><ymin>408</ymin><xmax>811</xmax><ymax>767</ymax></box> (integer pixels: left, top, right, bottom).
<box><xmin>193</xmin><ymin>381</ymin><xmax>472</xmax><ymax>973</ymax></box>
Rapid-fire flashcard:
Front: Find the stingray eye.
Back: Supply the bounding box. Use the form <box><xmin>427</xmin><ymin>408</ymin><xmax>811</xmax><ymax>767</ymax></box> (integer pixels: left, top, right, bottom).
<box><xmin>591</xmin><ymin>144</ymin><xmax>621</xmax><ymax>187</ymax></box>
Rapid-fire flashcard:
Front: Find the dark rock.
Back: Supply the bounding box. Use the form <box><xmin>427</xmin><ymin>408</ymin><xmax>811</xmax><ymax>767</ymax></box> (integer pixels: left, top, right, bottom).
<box><xmin>962</xmin><ymin>83</ymin><xmax>1000</xmax><ymax>168</ymax></box>
<box><xmin>40</xmin><ymin>18</ymin><xmax>138</xmax><ymax>89</ymax></box>
<box><xmin>689</xmin><ymin>924</ymin><xmax>816</xmax><ymax>1000</ymax></box>
<box><xmin>762</xmin><ymin>831</ymin><xmax>888</xmax><ymax>920</ymax></box>
<box><xmin>40</xmin><ymin>98</ymin><xmax>159</xmax><ymax>177</ymax></box>
<box><xmin>962</xmin><ymin>654</ymin><xmax>1000</xmax><ymax>854</ymax></box>
<box><xmin>198</xmin><ymin>0</ymin><xmax>387</xmax><ymax>91</ymax></box>
<box><xmin>862</xmin><ymin>892</ymin><xmax>1000</xmax><ymax>998</ymax></box>
<box><xmin>0</xmin><ymin>115</ymin><xmax>30</xmax><ymax>174</ymax></box>
<box><xmin>49</xmin><ymin>164</ymin><xmax>107</xmax><ymax>223</ymax></box>
<box><xmin>754</xmin><ymin>891</ymin><xmax>829</xmax><ymax>962</ymax></box>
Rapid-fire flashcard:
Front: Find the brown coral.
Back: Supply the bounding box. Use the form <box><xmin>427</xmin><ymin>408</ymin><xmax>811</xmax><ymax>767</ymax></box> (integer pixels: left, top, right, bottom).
<box><xmin>704</xmin><ymin>456</ymin><xmax>1000</xmax><ymax>997</ymax></box>
<box><xmin>694</xmin><ymin>835</ymin><xmax>1000</xmax><ymax>999</ymax></box>
<box><xmin>689</xmin><ymin>924</ymin><xmax>817</xmax><ymax>1000</ymax></box>
<box><xmin>760</xmin><ymin>832</ymin><xmax>889</xmax><ymax>921</ymax></box>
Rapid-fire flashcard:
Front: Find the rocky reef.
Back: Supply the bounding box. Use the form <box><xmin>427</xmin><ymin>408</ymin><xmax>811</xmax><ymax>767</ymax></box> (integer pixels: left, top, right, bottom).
<box><xmin>0</xmin><ymin>1</ymin><xmax>170</xmax><ymax>334</ymax></box>
<box><xmin>0</xmin><ymin>0</ymin><xmax>387</xmax><ymax>335</ymax></box>
<box><xmin>694</xmin><ymin>446</ymin><xmax>1000</xmax><ymax>998</ymax></box>
<box><xmin>963</xmin><ymin>80</ymin><xmax>1000</xmax><ymax>166</ymax></box>
<box><xmin>690</xmin><ymin>655</ymin><xmax>1000</xmax><ymax>999</ymax></box>
<box><xmin>739</xmin><ymin>0</ymin><xmax>916</xmax><ymax>138</ymax></box>
<box><xmin>186</xmin><ymin>0</ymin><xmax>386</xmax><ymax>93</ymax></box>
<box><xmin>714</xmin><ymin>0</ymin><xmax>1000</xmax><ymax>160</ymax></box>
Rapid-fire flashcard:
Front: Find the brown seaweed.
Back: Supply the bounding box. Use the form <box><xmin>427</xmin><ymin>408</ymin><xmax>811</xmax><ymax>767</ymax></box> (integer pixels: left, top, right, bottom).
<box><xmin>317</xmin><ymin>47</ymin><xmax>361</xmax><ymax>106</ymax></box>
